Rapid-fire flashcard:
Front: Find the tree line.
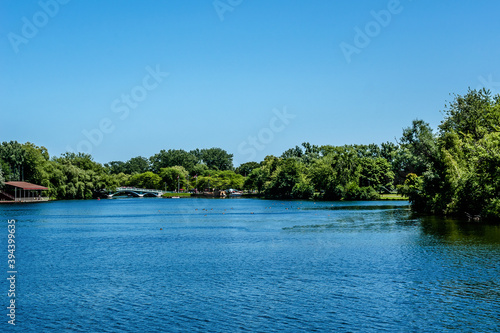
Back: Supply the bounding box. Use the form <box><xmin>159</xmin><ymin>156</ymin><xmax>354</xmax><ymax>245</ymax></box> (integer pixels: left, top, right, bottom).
<box><xmin>1</xmin><ymin>89</ymin><xmax>498</xmax><ymax>220</ymax></box>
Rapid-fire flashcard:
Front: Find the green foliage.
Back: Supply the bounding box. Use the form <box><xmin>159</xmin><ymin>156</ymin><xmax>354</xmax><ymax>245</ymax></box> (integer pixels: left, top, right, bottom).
<box><xmin>149</xmin><ymin>149</ymin><xmax>198</xmax><ymax>173</ymax></box>
<box><xmin>22</xmin><ymin>142</ymin><xmax>49</xmax><ymax>184</ymax></box>
<box><xmin>399</xmin><ymin>89</ymin><xmax>500</xmax><ymax>221</ymax></box>
<box><xmin>106</xmin><ymin>156</ymin><xmax>150</xmax><ymax>174</ymax></box>
<box><xmin>6</xmin><ymin>89</ymin><xmax>497</xmax><ymax>222</ymax></box>
<box><xmin>281</xmin><ymin>142</ymin><xmax>320</xmax><ymax>165</ymax></box>
<box><xmin>197</xmin><ymin>148</ymin><xmax>234</xmax><ymax>171</ymax></box>
<box><xmin>359</xmin><ymin>157</ymin><xmax>394</xmax><ymax>192</ymax></box>
<box><xmin>128</xmin><ymin>171</ymin><xmax>162</xmax><ymax>189</ymax></box>
<box><xmin>265</xmin><ymin>158</ymin><xmax>304</xmax><ymax>199</ymax></box>
<box><xmin>244</xmin><ymin>167</ymin><xmax>267</xmax><ymax>193</ymax></box>
<box><xmin>440</xmin><ymin>88</ymin><xmax>500</xmax><ymax>140</ymax></box>
<box><xmin>291</xmin><ymin>177</ymin><xmax>314</xmax><ymax>199</ymax></box>
<box><xmin>397</xmin><ymin>173</ymin><xmax>425</xmax><ymax>209</ymax></box>
<box><xmin>54</xmin><ymin>152</ymin><xmax>104</xmax><ymax>173</ymax></box>
<box><xmin>0</xmin><ymin>141</ymin><xmax>26</xmax><ymax>181</ymax></box>
<box><xmin>159</xmin><ymin>166</ymin><xmax>189</xmax><ymax>191</ymax></box>
<box><xmin>195</xmin><ymin>170</ymin><xmax>244</xmax><ymax>191</ymax></box>
<box><xmin>0</xmin><ymin>167</ymin><xmax>4</xmax><ymax>188</ymax></box>
<box><xmin>0</xmin><ymin>158</ymin><xmax>10</xmax><ymax>181</ymax></box>
<box><xmin>190</xmin><ymin>163</ymin><xmax>209</xmax><ymax>177</ymax></box>
<box><xmin>105</xmin><ymin>161</ymin><xmax>126</xmax><ymax>174</ymax></box>
<box><xmin>243</xmin><ymin>144</ymin><xmax>394</xmax><ymax>200</ymax></box>
<box><xmin>235</xmin><ymin>161</ymin><xmax>260</xmax><ymax>176</ymax></box>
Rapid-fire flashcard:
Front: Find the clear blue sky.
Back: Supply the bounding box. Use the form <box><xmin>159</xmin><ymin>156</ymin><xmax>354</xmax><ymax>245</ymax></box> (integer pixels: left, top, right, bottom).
<box><xmin>1</xmin><ymin>0</ymin><xmax>499</xmax><ymax>166</ymax></box>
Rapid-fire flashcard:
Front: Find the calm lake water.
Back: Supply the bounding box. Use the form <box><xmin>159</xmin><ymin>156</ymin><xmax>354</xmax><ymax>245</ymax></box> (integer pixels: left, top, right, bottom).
<box><xmin>1</xmin><ymin>198</ymin><xmax>499</xmax><ymax>332</ymax></box>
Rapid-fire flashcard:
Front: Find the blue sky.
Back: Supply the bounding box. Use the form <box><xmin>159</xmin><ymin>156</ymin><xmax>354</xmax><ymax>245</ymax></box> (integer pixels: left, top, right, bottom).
<box><xmin>1</xmin><ymin>0</ymin><xmax>499</xmax><ymax>166</ymax></box>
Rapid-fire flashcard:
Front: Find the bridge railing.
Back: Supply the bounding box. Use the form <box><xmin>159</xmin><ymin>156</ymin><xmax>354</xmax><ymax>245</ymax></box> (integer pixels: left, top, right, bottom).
<box><xmin>114</xmin><ymin>187</ymin><xmax>165</xmax><ymax>193</ymax></box>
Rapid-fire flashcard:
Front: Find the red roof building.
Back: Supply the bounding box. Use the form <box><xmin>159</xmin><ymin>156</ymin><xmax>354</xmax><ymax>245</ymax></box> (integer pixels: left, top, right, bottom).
<box><xmin>5</xmin><ymin>181</ymin><xmax>49</xmax><ymax>191</ymax></box>
<box><xmin>1</xmin><ymin>181</ymin><xmax>49</xmax><ymax>203</ymax></box>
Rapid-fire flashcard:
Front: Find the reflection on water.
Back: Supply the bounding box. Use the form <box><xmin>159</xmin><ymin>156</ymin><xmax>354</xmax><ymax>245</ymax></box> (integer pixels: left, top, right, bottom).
<box><xmin>420</xmin><ymin>215</ymin><xmax>500</xmax><ymax>244</ymax></box>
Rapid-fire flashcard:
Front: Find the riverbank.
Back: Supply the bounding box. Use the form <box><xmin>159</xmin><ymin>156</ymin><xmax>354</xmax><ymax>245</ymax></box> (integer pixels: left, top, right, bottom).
<box><xmin>162</xmin><ymin>193</ymin><xmax>192</xmax><ymax>198</ymax></box>
<box><xmin>379</xmin><ymin>193</ymin><xmax>408</xmax><ymax>200</ymax></box>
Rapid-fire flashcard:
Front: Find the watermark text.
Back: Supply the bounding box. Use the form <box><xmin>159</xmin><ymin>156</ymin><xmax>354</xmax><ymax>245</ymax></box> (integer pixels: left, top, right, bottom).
<box><xmin>7</xmin><ymin>219</ymin><xmax>16</xmax><ymax>326</ymax></box>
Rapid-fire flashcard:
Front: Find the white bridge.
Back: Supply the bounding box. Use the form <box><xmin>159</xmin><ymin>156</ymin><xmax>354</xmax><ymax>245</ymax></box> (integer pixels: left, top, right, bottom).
<box><xmin>107</xmin><ymin>187</ymin><xmax>166</xmax><ymax>198</ymax></box>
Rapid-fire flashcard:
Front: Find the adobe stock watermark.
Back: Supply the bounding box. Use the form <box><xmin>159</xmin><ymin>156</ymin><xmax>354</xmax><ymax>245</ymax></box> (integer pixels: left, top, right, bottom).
<box><xmin>477</xmin><ymin>74</ymin><xmax>500</xmax><ymax>95</ymax></box>
<box><xmin>339</xmin><ymin>0</ymin><xmax>409</xmax><ymax>64</ymax></box>
<box><xmin>7</xmin><ymin>0</ymin><xmax>71</xmax><ymax>54</ymax></box>
<box><xmin>213</xmin><ymin>0</ymin><xmax>243</xmax><ymax>21</ymax></box>
<box><xmin>237</xmin><ymin>107</ymin><xmax>295</xmax><ymax>162</ymax></box>
<box><xmin>66</xmin><ymin>65</ymin><xmax>169</xmax><ymax>155</ymax></box>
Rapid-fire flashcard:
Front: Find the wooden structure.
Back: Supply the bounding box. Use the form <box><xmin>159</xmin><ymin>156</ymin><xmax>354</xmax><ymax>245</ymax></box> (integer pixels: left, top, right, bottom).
<box><xmin>0</xmin><ymin>181</ymin><xmax>49</xmax><ymax>203</ymax></box>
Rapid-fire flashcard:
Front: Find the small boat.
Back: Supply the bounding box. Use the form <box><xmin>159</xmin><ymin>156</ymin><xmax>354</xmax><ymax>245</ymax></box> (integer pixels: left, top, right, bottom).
<box><xmin>227</xmin><ymin>189</ymin><xmax>243</xmax><ymax>197</ymax></box>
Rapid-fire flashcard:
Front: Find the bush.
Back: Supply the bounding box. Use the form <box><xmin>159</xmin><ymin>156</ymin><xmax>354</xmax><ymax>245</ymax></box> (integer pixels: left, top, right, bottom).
<box><xmin>292</xmin><ymin>181</ymin><xmax>314</xmax><ymax>199</ymax></box>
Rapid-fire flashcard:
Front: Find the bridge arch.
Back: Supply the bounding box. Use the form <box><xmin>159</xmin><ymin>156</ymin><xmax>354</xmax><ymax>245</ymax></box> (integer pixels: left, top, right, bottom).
<box><xmin>107</xmin><ymin>187</ymin><xmax>165</xmax><ymax>198</ymax></box>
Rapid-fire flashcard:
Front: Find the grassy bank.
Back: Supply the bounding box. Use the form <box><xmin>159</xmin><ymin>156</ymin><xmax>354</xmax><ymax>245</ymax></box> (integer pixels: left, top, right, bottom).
<box><xmin>379</xmin><ymin>193</ymin><xmax>408</xmax><ymax>201</ymax></box>
<box><xmin>162</xmin><ymin>193</ymin><xmax>192</xmax><ymax>198</ymax></box>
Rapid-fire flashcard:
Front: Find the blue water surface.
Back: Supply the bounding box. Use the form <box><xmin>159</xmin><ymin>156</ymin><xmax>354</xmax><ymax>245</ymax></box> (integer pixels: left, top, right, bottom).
<box><xmin>1</xmin><ymin>198</ymin><xmax>499</xmax><ymax>332</ymax></box>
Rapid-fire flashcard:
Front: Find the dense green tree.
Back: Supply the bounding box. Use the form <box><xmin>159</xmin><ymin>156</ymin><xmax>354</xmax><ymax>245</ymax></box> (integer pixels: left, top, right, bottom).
<box><xmin>195</xmin><ymin>170</ymin><xmax>244</xmax><ymax>191</ymax></box>
<box><xmin>281</xmin><ymin>146</ymin><xmax>303</xmax><ymax>159</ymax></box>
<box><xmin>22</xmin><ymin>142</ymin><xmax>49</xmax><ymax>184</ymax></box>
<box><xmin>359</xmin><ymin>157</ymin><xmax>394</xmax><ymax>192</ymax></box>
<box><xmin>235</xmin><ymin>161</ymin><xmax>260</xmax><ymax>176</ymax></box>
<box><xmin>128</xmin><ymin>171</ymin><xmax>162</xmax><ymax>189</ymax></box>
<box><xmin>54</xmin><ymin>152</ymin><xmax>104</xmax><ymax>173</ymax></box>
<box><xmin>105</xmin><ymin>161</ymin><xmax>126</xmax><ymax>174</ymax></box>
<box><xmin>0</xmin><ymin>167</ymin><xmax>4</xmax><ymax>188</ymax></box>
<box><xmin>307</xmin><ymin>156</ymin><xmax>333</xmax><ymax>193</ymax></box>
<box><xmin>381</xmin><ymin>141</ymin><xmax>398</xmax><ymax>163</ymax></box>
<box><xmin>399</xmin><ymin>119</ymin><xmax>439</xmax><ymax>176</ymax></box>
<box><xmin>0</xmin><ymin>141</ymin><xmax>25</xmax><ymax>181</ymax></box>
<box><xmin>0</xmin><ymin>158</ymin><xmax>10</xmax><ymax>181</ymax></box>
<box><xmin>281</xmin><ymin>142</ymin><xmax>320</xmax><ymax>165</ymax></box>
<box><xmin>265</xmin><ymin>158</ymin><xmax>304</xmax><ymax>199</ymax></box>
<box><xmin>244</xmin><ymin>167</ymin><xmax>268</xmax><ymax>193</ymax></box>
<box><xmin>198</xmin><ymin>148</ymin><xmax>233</xmax><ymax>171</ymax></box>
<box><xmin>440</xmin><ymin>88</ymin><xmax>499</xmax><ymax>140</ymax></box>
<box><xmin>125</xmin><ymin>156</ymin><xmax>150</xmax><ymax>174</ymax></box>
<box><xmin>159</xmin><ymin>166</ymin><xmax>189</xmax><ymax>191</ymax></box>
<box><xmin>398</xmin><ymin>89</ymin><xmax>500</xmax><ymax>220</ymax></box>
<box><xmin>150</xmin><ymin>149</ymin><xmax>198</xmax><ymax>173</ymax></box>
<box><xmin>189</xmin><ymin>163</ymin><xmax>209</xmax><ymax>177</ymax></box>
<box><xmin>353</xmin><ymin>143</ymin><xmax>381</xmax><ymax>158</ymax></box>
<box><xmin>307</xmin><ymin>145</ymin><xmax>387</xmax><ymax>200</ymax></box>
<box><xmin>189</xmin><ymin>148</ymin><xmax>203</xmax><ymax>162</ymax></box>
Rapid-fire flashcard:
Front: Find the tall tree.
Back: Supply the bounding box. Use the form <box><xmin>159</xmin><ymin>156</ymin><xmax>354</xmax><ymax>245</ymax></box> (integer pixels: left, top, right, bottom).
<box><xmin>198</xmin><ymin>148</ymin><xmax>233</xmax><ymax>171</ymax></box>
<box><xmin>266</xmin><ymin>158</ymin><xmax>303</xmax><ymax>198</ymax></box>
<box><xmin>149</xmin><ymin>149</ymin><xmax>198</xmax><ymax>173</ymax></box>
<box><xmin>235</xmin><ymin>161</ymin><xmax>260</xmax><ymax>176</ymax></box>
<box><xmin>159</xmin><ymin>166</ymin><xmax>189</xmax><ymax>191</ymax></box>
<box><xmin>128</xmin><ymin>171</ymin><xmax>162</xmax><ymax>189</ymax></box>
<box><xmin>55</xmin><ymin>152</ymin><xmax>104</xmax><ymax>173</ymax></box>
<box><xmin>440</xmin><ymin>88</ymin><xmax>499</xmax><ymax>141</ymax></box>
<box><xmin>125</xmin><ymin>156</ymin><xmax>150</xmax><ymax>174</ymax></box>
<box><xmin>399</xmin><ymin>89</ymin><xmax>500</xmax><ymax>220</ymax></box>
<box><xmin>0</xmin><ymin>141</ymin><xmax>25</xmax><ymax>181</ymax></box>
<box><xmin>105</xmin><ymin>161</ymin><xmax>126</xmax><ymax>174</ymax></box>
<box><xmin>0</xmin><ymin>167</ymin><xmax>4</xmax><ymax>188</ymax></box>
